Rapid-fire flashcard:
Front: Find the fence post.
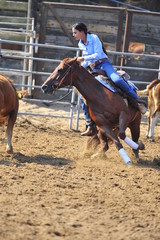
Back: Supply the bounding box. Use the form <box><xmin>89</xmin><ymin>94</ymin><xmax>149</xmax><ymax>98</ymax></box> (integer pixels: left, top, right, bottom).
<box><xmin>115</xmin><ymin>9</ymin><xmax>125</xmax><ymax>65</ymax></box>
<box><xmin>27</xmin><ymin>19</ymin><xmax>35</xmax><ymax>95</ymax></box>
<box><xmin>76</xmin><ymin>94</ymin><xmax>81</xmax><ymax>131</ymax></box>
<box><xmin>120</xmin><ymin>10</ymin><xmax>133</xmax><ymax>67</ymax></box>
<box><xmin>0</xmin><ymin>40</ymin><xmax>1</xmax><ymax>57</ymax></box>
<box><xmin>69</xmin><ymin>49</ymin><xmax>81</xmax><ymax>130</ymax></box>
<box><xmin>34</xmin><ymin>3</ymin><xmax>48</xmax><ymax>98</ymax></box>
<box><xmin>69</xmin><ymin>89</ymin><xmax>77</xmax><ymax>130</ymax></box>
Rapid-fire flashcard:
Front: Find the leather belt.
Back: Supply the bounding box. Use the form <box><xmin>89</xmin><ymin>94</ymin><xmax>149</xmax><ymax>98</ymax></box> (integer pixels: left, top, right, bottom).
<box><xmin>89</xmin><ymin>58</ymin><xmax>108</xmax><ymax>69</ymax></box>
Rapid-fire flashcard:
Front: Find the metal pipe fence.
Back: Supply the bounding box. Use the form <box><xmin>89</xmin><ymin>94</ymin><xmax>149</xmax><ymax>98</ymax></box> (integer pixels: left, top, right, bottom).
<box><xmin>0</xmin><ymin>39</ymin><xmax>160</xmax><ymax>130</ymax></box>
<box><xmin>0</xmin><ymin>39</ymin><xmax>81</xmax><ymax>130</ymax></box>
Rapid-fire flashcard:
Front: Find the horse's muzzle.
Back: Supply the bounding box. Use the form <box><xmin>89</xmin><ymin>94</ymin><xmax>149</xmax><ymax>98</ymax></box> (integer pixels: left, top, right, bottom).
<box><xmin>41</xmin><ymin>84</ymin><xmax>48</xmax><ymax>93</ymax></box>
<box><xmin>41</xmin><ymin>84</ymin><xmax>54</xmax><ymax>94</ymax></box>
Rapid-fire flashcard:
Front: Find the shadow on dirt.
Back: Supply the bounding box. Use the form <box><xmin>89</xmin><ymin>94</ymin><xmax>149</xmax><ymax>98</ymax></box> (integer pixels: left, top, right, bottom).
<box><xmin>136</xmin><ymin>157</ymin><xmax>160</xmax><ymax>170</ymax></box>
<box><xmin>0</xmin><ymin>152</ymin><xmax>73</xmax><ymax>167</ymax></box>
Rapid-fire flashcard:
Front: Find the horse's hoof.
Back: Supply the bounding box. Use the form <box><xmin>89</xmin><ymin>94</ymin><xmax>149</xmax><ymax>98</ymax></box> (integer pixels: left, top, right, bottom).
<box><xmin>6</xmin><ymin>147</ymin><xmax>13</xmax><ymax>154</ymax></box>
<box><xmin>133</xmin><ymin>149</ymin><xmax>139</xmax><ymax>160</ymax></box>
<box><xmin>126</xmin><ymin>161</ymin><xmax>132</xmax><ymax>166</ymax></box>
<box><xmin>138</xmin><ymin>141</ymin><xmax>145</xmax><ymax>150</ymax></box>
<box><xmin>146</xmin><ymin>136</ymin><xmax>155</xmax><ymax>142</ymax></box>
<box><xmin>149</xmin><ymin>138</ymin><xmax>155</xmax><ymax>142</ymax></box>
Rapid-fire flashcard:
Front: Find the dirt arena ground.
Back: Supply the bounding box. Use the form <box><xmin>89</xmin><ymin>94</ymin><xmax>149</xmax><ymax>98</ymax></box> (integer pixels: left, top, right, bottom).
<box><xmin>0</xmin><ymin>101</ymin><xmax>160</xmax><ymax>240</ymax></box>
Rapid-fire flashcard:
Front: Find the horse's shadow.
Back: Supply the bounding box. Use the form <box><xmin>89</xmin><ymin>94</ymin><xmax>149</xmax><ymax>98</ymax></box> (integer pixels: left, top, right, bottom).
<box><xmin>135</xmin><ymin>157</ymin><xmax>160</xmax><ymax>170</ymax></box>
<box><xmin>0</xmin><ymin>152</ymin><xmax>73</xmax><ymax>167</ymax></box>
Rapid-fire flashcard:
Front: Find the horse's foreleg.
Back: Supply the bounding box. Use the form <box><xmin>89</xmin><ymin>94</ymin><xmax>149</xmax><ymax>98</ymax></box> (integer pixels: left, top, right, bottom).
<box><xmin>129</xmin><ymin>114</ymin><xmax>140</xmax><ymax>143</ymax></box>
<box><xmin>99</xmin><ymin>127</ymin><xmax>132</xmax><ymax>165</ymax></box>
<box><xmin>124</xmin><ymin>136</ymin><xmax>139</xmax><ymax>149</ymax></box>
<box><xmin>118</xmin><ymin>110</ymin><xmax>128</xmax><ymax>140</ymax></box>
<box><xmin>119</xmin><ymin>111</ymin><xmax>140</xmax><ymax>150</ymax></box>
<box><xmin>128</xmin><ymin>112</ymin><xmax>145</xmax><ymax>160</ymax></box>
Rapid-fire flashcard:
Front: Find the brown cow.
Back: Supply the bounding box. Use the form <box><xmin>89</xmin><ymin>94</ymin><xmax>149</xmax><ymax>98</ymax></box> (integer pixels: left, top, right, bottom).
<box><xmin>137</xmin><ymin>78</ymin><xmax>160</xmax><ymax>141</ymax></box>
<box><xmin>129</xmin><ymin>42</ymin><xmax>145</xmax><ymax>60</ymax></box>
<box><xmin>0</xmin><ymin>74</ymin><xmax>19</xmax><ymax>153</ymax></box>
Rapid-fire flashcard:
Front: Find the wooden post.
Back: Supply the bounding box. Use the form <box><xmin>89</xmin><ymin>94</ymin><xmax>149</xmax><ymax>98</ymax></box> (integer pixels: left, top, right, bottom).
<box><xmin>48</xmin><ymin>5</ymin><xmax>77</xmax><ymax>46</ymax></box>
<box><xmin>114</xmin><ymin>9</ymin><xmax>125</xmax><ymax>65</ymax></box>
<box><xmin>120</xmin><ymin>10</ymin><xmax>133</xmax><ymax>67</ymax></box>
<box><xmin>34</xmin><ymin>3</ymin><xmax>48</xmax><ymax>98</ymax></box>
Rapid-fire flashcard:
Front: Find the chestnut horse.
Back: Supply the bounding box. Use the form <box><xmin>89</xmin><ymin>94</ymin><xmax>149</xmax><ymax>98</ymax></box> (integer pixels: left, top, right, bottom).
<box><xmin>42</xmin><ymin>58</ymin><xmax>144</xmax><ymax>165</ymax></box>
<box><xmin>0</xmin><ymin>74</ymin><xmax>19</xmax><ymax>153</ymax></box>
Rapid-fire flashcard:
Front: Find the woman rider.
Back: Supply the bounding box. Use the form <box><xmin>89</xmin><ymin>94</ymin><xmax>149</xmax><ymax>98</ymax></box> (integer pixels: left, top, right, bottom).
<box><xmin>72</xmin><ymin>22</ymin><xmax>146</xmax><ymax>136</ymax></box>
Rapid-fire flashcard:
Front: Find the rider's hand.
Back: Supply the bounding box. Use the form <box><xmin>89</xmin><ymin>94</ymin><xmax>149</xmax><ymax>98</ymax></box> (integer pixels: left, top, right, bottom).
<box><xmin>77</xmin><ymin>57</ymin><xmax>84</xmax><ymax>62</ymax></box>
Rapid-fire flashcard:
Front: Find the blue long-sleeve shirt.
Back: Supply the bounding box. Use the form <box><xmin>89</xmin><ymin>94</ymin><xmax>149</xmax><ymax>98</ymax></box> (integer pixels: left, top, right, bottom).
<box><xmin>78</xmin><ymin>33</ymin><xmax>108</xmax><ymax>68</ymax></box>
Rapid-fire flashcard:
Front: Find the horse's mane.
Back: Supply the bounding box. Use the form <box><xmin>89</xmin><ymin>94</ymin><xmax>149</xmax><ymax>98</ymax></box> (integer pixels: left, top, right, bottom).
<box><xmin>61</xmin><ymin>58</ymin><xmax>99</xmax><ymax>83</ymax></box>
<box><xmin>61</xmin><ymin>57</ymin><xmax>77</xmax><ymax>68</ymax></box>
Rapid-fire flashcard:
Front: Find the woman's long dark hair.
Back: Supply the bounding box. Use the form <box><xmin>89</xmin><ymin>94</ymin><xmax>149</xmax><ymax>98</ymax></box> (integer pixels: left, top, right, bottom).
<box><xmin>72</xmin><ymin>22</ymin><xmax>108</xmax><ymax>55</ymax></box>
<box><xmin>72</xmin><ymin>22</ymin><xmax>88</xmax><ymax>35</ymax></box>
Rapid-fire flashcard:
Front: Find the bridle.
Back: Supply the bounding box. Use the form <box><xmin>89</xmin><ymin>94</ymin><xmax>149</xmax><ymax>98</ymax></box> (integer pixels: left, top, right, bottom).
<box><xmin>56</xmin><ymin>62</ymin><xmax>75</xmax><ymax>89</ymax></box>
<box><xmin>45</xmin><ymin>61</ymin><xmax>76</xmax><ymax>106</ymax></box>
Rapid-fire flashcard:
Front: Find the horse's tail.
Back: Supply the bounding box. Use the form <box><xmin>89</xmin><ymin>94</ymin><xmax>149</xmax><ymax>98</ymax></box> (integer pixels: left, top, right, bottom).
<box><xmin>137</xmin><ymin>87</ymin><xmax>149</xmax><ymax>96</ymax></box>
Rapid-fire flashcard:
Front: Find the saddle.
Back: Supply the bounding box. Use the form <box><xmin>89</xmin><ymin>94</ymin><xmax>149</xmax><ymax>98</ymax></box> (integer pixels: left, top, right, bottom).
<box><xmin>90</xmin><ymin>69</ymin><xmax>129</xmax><ymax>98</ymax></box>
<box><xmin>89</xmin><ymin>68</ymin><xmax>147</xmax><ymax>111</ymax></box>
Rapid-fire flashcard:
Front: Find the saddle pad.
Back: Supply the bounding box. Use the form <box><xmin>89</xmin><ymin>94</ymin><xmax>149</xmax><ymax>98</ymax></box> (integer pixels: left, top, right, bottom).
<box><xmin>95</xmin><ymin>76</ymin><xmax>117</xmax><ymax>93</ymax></box>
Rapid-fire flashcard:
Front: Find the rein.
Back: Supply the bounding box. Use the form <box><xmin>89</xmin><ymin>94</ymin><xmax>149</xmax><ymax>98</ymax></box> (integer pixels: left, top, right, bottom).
<box><xmin>44</xmin><ymin>62</ymin><xmax>75</xmax><ymax>106</ymax></box>
<box><xmin>43</xmin><ymin>87</ymin><xmax>72</xmax><ymax>106</ymax></box>
<box><xmin>56</xmin><ymin>62</ymin><xmax>74</xmax><ymax>89</ymax></box>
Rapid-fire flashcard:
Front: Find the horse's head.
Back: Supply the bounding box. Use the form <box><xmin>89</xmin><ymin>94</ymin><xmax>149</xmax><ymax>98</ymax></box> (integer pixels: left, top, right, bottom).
<box><xmin>42</xmin><ymin>57</ymin><xmax>78</xmax><ymax>94</ymax></box>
